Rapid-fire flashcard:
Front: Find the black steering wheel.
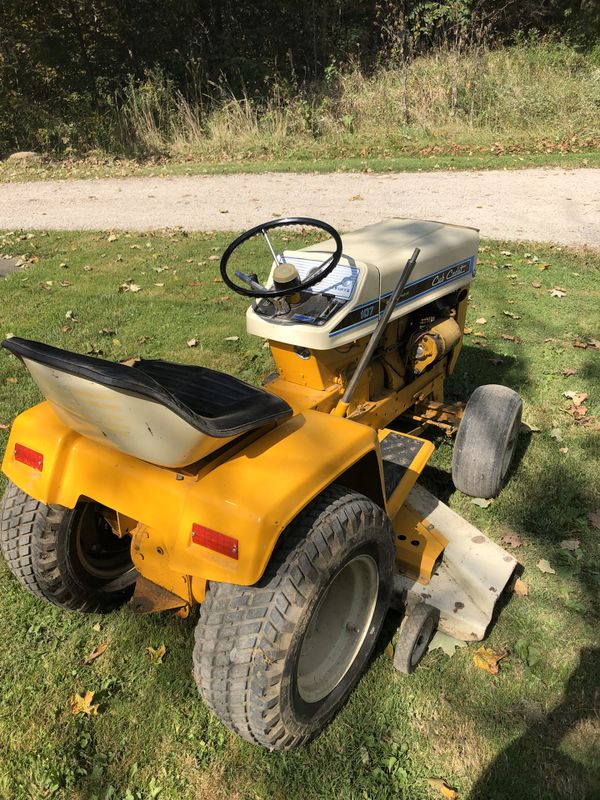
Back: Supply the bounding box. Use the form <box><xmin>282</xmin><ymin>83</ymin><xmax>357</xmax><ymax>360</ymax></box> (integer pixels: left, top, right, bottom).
<box><xmin>220</xmin><ymin>217</ymin><xmax>343</xmax><ymax>299</ymax></box>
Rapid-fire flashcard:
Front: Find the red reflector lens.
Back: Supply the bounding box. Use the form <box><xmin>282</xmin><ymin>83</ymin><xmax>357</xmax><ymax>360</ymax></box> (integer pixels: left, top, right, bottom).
<box><xmin>14</xmin><ymin>444</ymin><xmax>43</xmax><ymax>471</ymax></box>
<box><xmin>192</xmin><ymin>524</ymin><xmax>238</xmax><ymax>559</ymax></box>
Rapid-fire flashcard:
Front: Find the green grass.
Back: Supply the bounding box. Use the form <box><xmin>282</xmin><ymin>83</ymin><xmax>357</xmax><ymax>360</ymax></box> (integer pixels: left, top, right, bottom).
<box><xmin>0</xmin><ymin>230</ymin><xmax>599</xmax><ymax>800</ymax></box>
<box><xmin>2</xmin><ymin>149</ymin><xmax>600</xmax><ymax>183</ymax></box>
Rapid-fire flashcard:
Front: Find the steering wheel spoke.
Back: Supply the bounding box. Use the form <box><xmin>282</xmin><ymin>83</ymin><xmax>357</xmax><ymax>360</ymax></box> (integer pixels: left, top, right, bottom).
<box><xmin>220</xmin><ymin>217</ymin><xmax>343</xmax><ymax>299</ymax></box>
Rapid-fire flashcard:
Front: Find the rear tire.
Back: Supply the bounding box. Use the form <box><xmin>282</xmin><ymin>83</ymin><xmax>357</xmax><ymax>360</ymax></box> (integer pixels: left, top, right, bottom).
<box><xmin>452</xmin><ymin>384</ymin><xmax>522</xmax><ymax>499</ymax></box>
<box><xmin>0</xmin><ymin>481</ymin><xmax>136</xmax><ymax>612</ymax></box>
<box><xmin>193</xmin><ymin>484</ymin><xmax>395</xmax><ymax>750</ymax></box>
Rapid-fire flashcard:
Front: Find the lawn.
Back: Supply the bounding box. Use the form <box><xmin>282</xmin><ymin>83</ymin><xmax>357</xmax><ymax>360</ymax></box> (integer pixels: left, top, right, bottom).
<box><xmin>0</xmin><ymin>229</ymin><xmax>598</xmax><ymax>800</ymax></box>
<box><xmin>2</xmin><ymin>150</ymin><xmax>600</xmax><ymax>184</ymax></box>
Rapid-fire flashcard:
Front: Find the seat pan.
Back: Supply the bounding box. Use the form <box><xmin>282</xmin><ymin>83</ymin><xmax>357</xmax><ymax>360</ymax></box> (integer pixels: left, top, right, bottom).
<box><xmin>2</xmin><ymin>337</ymin><xmax>292</xmax><ymax>467</ymax></box>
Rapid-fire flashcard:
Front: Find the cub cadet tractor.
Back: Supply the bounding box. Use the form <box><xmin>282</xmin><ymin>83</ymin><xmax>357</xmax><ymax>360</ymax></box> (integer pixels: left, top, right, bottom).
<box><xmin>0</xmin><ymin>217</ymin><xmax>521</xmax><ymax>750</ymax></box>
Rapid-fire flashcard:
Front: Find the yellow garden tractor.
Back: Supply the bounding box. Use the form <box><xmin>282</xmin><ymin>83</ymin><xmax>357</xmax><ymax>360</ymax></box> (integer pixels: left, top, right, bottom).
<box><xmin>0</xmin><ymin>217</ymin><xmax>520</xmax><ymax>750</ymax></box>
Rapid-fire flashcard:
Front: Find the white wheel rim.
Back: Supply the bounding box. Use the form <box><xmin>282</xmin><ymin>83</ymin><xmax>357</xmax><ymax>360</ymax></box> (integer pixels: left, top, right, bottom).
<box><xmin>296</xmin><ymin>554</ymin><xmax>379</xmax><ymax>704</ymax></box>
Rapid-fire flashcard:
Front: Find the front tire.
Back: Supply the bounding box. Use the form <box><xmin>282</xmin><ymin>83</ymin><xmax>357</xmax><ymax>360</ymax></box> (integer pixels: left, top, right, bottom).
<box><xmin>193</xmin><ymin>484</ymin><xmax>395</xmax><ymax>750</ymax></box>
<box><xmin>452</xmin><ymin>384</ymin><xmax>522</xmax><ymax>499</ymax></box>
<box><xmin>0</xmin><ymin>481</ymin><xmax>136</xmax><ymax>612</ymax></box>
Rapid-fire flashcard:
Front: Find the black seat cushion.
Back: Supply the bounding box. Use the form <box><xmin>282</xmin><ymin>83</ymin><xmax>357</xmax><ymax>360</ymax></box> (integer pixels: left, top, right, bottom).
<box><xmin>2</xmin><ymin>337</ymin><xmax>291</xmax><ymax>438</ymax></box>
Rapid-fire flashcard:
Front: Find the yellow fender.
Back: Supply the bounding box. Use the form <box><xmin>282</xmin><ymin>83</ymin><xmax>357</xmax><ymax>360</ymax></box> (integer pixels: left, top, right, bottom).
<box><xmin>3</xmin><ymin>402</ymin><xmax>385</xmax><ymax>596</ymax></box>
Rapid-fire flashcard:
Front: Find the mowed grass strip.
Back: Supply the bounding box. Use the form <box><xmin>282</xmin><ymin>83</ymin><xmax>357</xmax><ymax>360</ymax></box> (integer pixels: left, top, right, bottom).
<box><xmin>0</xmin><ymin>230</ymin><xmax>598</xmax><ymax>800</ymax></box>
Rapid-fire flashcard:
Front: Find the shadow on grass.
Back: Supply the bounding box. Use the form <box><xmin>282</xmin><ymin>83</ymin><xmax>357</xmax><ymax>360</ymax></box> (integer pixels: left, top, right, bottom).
<box><xmin>469</xmin><ymin>647</ymin><xmax>600</xmax><ymax>800</ymax></box>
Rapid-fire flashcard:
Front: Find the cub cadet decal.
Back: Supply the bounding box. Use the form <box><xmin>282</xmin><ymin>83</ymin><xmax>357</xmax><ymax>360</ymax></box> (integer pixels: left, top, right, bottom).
<box><xmin>330</xmin><ymin>257</ymin><xmax>474</xmax><ymax>337</ymax></box>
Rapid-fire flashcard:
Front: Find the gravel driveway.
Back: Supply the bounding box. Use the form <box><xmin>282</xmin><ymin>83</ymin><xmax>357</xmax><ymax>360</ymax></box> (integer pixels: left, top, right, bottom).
<box><xmin>1</xmin><ymin>168</ymin><xmax>598</xmax><ymax>246</ymax></box>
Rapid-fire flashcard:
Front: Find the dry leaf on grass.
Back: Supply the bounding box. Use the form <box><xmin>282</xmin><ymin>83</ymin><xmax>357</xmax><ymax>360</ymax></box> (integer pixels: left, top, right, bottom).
<box><xmin>588</xmin><ymin>510</ymin><xmax>600</xmax><ymax>530</ymax></box>
<box><xmin>573</xmin><ymin>338</ymin><xmax>588</xmax><ymax>349</ymax></box>
<box><xmin>427</xmin><ymin>778</ymin><xmax>459</xmax><ymax>799</ymax></box>
<box><xmin>566</xmin><ymin>404</ymin><xmax>587</xmax><ymax>420</ymax></box>
<box><xmin>501</xmin><ymin>333</ymin><xmax>521</xmax><ymax>343</ymax></box>
<box><xmin>513</xmin><ymin>578</ymin><xmax>529</xmax><ymax>597</ymax></box>
<box><xmin>537</xmin><ymin>559</ymin><xmax>556</xmax><ymax>574</ymax></box>
<box><xmin>563</xmin><ymin>391</ymin><xmax>588</xmax><ymax>406</ymax></box>
<box><xmin>0</xmin><ymin>422</ymin><xmax>9</xmax><ymax>429</ymax></box>
<box><xmin>6</xmin><ymin>377</ymin><xmax>17</xmax><ymax>384</ymax></box>
<box><xmin>475</xmin><ymin>317</ymin><xmax>487</xmax><ymax>324</ymax></box>
<box><xmin>501</xmin><ymin>531</ymin><xmax>522</xmax><ymax>548</ymax></box>
<box><xmin>146</xmin><ymin>644</ymin><xmax>167</xmax><ymax>664</ymax></box>
<box><xmin>463</xmin><ymin>326</ymin><xmax>473</xmax><ymax>334</ymax></box>
<box><xmin>503</xmin><ymin>310</ymin><xmax>521</xmax><ymax>320</ymax></box>
<box><xmin>70</xmin><ymin>690</ymin><xmax>99</xmax><ymax>716</ymax></box>
<box><xmin>473</xmin><ymin>645</ymin><xmax>507</xmax><ymax>675</ymax></box>
<box><xmin>562</xmin><ymin>368</ymin><xmax>577</xmax><ymax>377</ymax></box>
<box><xmin>549</xmin><ymin>287</ymin><xmax>566</xmax><ymax>298</ymax></box>
<box><xmin>472</xmin><ymin>497</ymin><xmax>493</xmax><ymax>508</ymax></box>
<box><xmin>560</xmin><ymin>539</ymin><xmax>580</xmax><ymax>551</ymax></box>
<box><xmin>187</xmin><ymin>338</ymin><xmax>198</xmax><ymax>348</ymax></box>
<box><xmin>224</xmin><ymin>336</ymin><xmax>239</xmax><ymax>342</ymax></box>
<box><xmin>531</xmin><ymin>281</ymin><xmax>542</xmax><ymax>289</ymax></box>
<box><xmin>83</xmin><ymin>643</ymin><xmax>108</xmax><ymax>665</ymax></box>
<box><xmin>428</xmin><ymin>631</ymin><xmax>467</xmax><ymax>656</ymax></box>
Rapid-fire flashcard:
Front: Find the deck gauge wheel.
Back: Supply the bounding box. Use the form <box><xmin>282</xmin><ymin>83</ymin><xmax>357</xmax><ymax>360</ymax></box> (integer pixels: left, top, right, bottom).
<box><xmin>393</xmin><ymin>603</ymin><xmax>438</xmax><ymax>675</ymax></box>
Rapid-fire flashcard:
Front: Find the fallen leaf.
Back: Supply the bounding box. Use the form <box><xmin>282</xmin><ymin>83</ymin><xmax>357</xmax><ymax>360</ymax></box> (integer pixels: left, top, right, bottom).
<box><xmin>501</xmin><ymin>531</ymin><xmax>522</xmax><ymax>548</ymax></box>
<box><xmin>501</xmin><ymin>333</ymin><xmax>521</xmax><ymax>343</ymax></box>
<box><xmin>588</xmin><ymin>339</ymin><xmax>600</xmax><ymax>350</ymax></box>
<box><xmin>138</xmin><ymin>335</ymin><xmax>149</xmax><ymax>344</ymax></box>
<box><xmin>472</xmin><ymin>497</ymin><xmax>493</xmax><ymax>508</ymax></box>
<box><xmin>0</xmin><ymin>422</ymin><xmax>10</xmax><ymax>429</ymax></box>
<box><xmin>83</xmin><ymin>265</ymin><xmax>93</xmax><ymax>272</ymax></box>
<box><xmin>219</xmin><ymin>208</ymin><xmax>229</xmax><ymax>214</ymax></box>
<box><xmin>118</xmin><ymin>280</ymin><xmax>142</xmax><ymax>293</ymax></box>
<box><xmin>573</xmin><ymin>338</ymin><xmax>588</xmax><ymax>349</ymax></box>
<box><xmin>107</xmin><ymin>234</ymin><xmax>119</xmax><ymax>242</ymax></box>
<box><xmin>65</xmin><ymin>310</ymin><xmax>78</xmax><ymax>321</ymax></box>
<box><xmin>562</xmin><ymin>368</ymin><xmax>577</xmax><ymax>377</ymax></box>
<box><xmin>588</xmin><ymin>510</ymin><xmax>600</xmax><ymax>530</ymax></box>
<box><xmin>99</xmin><ymin>328</ymin><xmax>115</xmax><ymax>336</ymax></box>
<box><xmin>474</xmin><ymin>331</ymin><xmax>486</xmax><ymax>338</ymax></box>
<box><xmin>559</xmin><ymin>446</ymin><xmax>569</xmax><ymax>454</ymax></box>
<box><xmin>537</xmin><ymin>559</ymin><xmax>556</xmax><ymax>575</ymax></box>
<box><xmin>350</xmin><ymin>193</ymin><xmax>364</xmax><ymax>201</ymax></box>
<box><xmin>428</xmin><ymin>631</ymin><xmax>467</xmax><ymax>656</ymax></box>
<box><xmin>120</xmin><ymin>357</ymin><xmax>140</xmax><ymax>367</ymax></box>
<box><xmin>70</xmin><ymin>690</ymin><xmax>98</xmax><ymax>716</ymax></box>
<box><xmin>384</xmin><ymin>642</ymin><xmax>395</xmax><ymax>659</ymax></box>
<box><xmin>475</xmin><ymin>317</ymin><xmax>487</xmax><ymax>324</ymax></box>
<box><xmin>500</xmin><ymin>250</ymin><xmax>512</xmax><ymax>257</ymax></box>
<box><xmin>92</xmin><ymin>622</ymin><xmax>101</xmax><ymax>632</ymax></box>
<box><xmin>473</xmin><ymin>645</ymin><xmax>507</xmax><ymax>675</ymax></box>
<box><xmin>427</xmin><ymin>778</ymin><xmax>459</xmax><ymax>799</ymax></box>
<box><xmin>208</xmin><ymin>255</ymin><xmax>219</xmax><ymax>262</ymax></box>
<box><xmin>521</xmin><ymin>421</ymin><xmax>541</xmax><ymax>433</ymax></box>
<box><xmin>83</xmin><ymin>643</ymin><xmax>108</xmax><ymax>665</ymax></box>
<box><xmin>563</xmin><ymin>391</ymin><xmax>588</xmax><ymax>406</ymax></box>
<box><xmin>503</xmin><ymin>310</ymin><xmax>521</xmax><ymax>319</ymax></box>
<box><xmin>549</xmin><ymin>428</ymin><xmax>562</xmax><ymax>441</ymax></box>
<box><xmin>538</xmin><ymin>263</ymin><xmax>551</xmax><ymax>271</ymax></box>
<box><xmin>224</xmin><ymin>336</ymin><xmax>239</xmax><ymax>342</ymax></box>
<box><xmin>463</xmin><ymin>326</ymin><xmax>473</xmax><ymax>334</ymax></box>
<box><xmin>187</xmin><ymin>337</ymin><xmax>198</xmax><ymax>348</ymax></box>
<box><xmin>513</xmin><ymin>578</ymin><xmax>529</xmax><ymax>597</ymax></box>
<box><xmin>560</xmin><ymin>539</ymin><xmax>580</xmax><ymax>551</ymax></box>
<box><xmin>146</xmin><ymin>644</ymin><xmax>167</xmax><ymax>663</ymax></box>
<box><xmin>566</xmin><ymin>403</ymin><xmax>587</xmax><ymax>420</ymax></box>
<box><xmin>549</xmin><ymin>288</ymin><xmax>566</xmax><ymax>298</ymax></box>
<box><xmin>531</xmin><ymin>281</ymin><xmax>542</xmax><ymax>289</ymax></box>
<box><xmin>5</xmin><ymin>377</ymin><xmax>17</xmax><ymax>384</ymax></box>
